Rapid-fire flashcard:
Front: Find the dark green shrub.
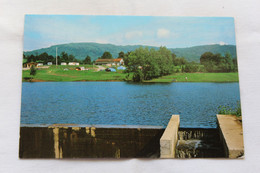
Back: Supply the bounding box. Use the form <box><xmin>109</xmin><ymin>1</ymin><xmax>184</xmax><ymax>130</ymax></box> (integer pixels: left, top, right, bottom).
<box><xmin>218</xmin><ymin>101</ymin><xmax>241</xmax><ymax>117</ymax></box>
<box><xmin>30</xmin><ymin>65</ymin><xmax>37</xmax><ymax>76</ymax></box>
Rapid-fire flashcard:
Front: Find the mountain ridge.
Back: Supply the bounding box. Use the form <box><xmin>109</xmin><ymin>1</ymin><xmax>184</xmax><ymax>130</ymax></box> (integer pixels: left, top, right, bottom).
<box><xmin>24</xmin><ymin>42</ymin><xmax>237</xmax><ymax>62</ymax></box>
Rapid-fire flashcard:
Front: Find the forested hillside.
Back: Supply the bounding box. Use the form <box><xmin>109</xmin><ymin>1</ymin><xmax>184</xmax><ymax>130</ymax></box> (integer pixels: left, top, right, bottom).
<box><xmin>24</xmin><ymin>42</ymin><xmax>237</xmax><ymax>62</ymax></box>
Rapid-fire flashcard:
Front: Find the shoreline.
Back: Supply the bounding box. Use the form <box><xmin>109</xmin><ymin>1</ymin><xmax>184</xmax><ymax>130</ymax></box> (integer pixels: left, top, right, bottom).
<box><xmin>22</xmin><ymin>72</ymin><xmax>239</xmax><ymax>83</ymax></box>
<box><xmin>22</xmin><ymin>79</ymin><xmax>239</xmax><ymax>83</ymax></box>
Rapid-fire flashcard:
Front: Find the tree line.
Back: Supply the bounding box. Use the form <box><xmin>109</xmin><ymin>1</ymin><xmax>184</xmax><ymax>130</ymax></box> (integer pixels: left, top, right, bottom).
<box><xmin>122</xmin><ymin>47</ymin><xmax>238</xmax><ymax>82</ymax></box>
<box><xmin>23</xmin><ymin>47</ymin><xmax>238</xmax><ymax>82</ymax></box>
<box><xmin>23</xmin><ymin>51</ymin><xmax>126</xmax><ymax>65</ymax></box>
<box><xmin>24</xmin><ymin>52</ymin><xmax>79</xmax><ymax>65</ymax></box>
<box><xmin>24</xmin><ymin>52</ymin><xmax>92</xmax><ymax>65</ymax></box>
<box><xmin>200</xmin><ymin>52</ymin><xmax>238</xmax><ymax>72</ymax></box>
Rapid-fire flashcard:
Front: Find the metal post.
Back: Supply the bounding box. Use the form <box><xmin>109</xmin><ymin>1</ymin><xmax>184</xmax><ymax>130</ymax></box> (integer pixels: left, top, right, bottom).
<box><xmin>56</xmin><ymin>47</ymin><xmax>58</xmax><ymax>66</ymax></box>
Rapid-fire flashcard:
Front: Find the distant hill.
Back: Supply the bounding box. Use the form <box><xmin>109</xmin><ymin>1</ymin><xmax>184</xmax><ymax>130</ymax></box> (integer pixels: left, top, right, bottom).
<box><xmin>170</xmin><ymin>44</ymin><xmax>237</xmax><ymax>62</ymax></box>
<box><xmin>24</xmin><ymin>42</ymin><xmax>237</xmax><ymax>62</ymax></box>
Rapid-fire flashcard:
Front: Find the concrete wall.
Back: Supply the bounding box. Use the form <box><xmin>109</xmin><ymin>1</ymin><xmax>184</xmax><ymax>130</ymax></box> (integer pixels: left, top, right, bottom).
<box><xmin>216</xmin><ymin>114</ymin><xmax>244</xmax><ymax>158</ymax></box>
<box><xmin>19</xmin><ymin>127</ymin><xmax>55</xmax><ymax>158</ymax></box>
<box><xmin>19</xmin><ymin>125</ymin><xmax>164</xmax><ymax>158</ymax></box>
<box><xmin>160</xmin><ymin>115</ymin><xmax>180</xmax><ymax>158</ymax></box>
<box><xmin>20</xmin><ymin>115</ymin><xmax>240</xmax><ymax>159</ymax></box>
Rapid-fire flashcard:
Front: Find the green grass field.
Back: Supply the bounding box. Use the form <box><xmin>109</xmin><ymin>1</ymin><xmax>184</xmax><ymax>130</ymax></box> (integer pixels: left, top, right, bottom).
<box><xmin>22</xmin><ymin>65</ymin><xmax>128</xmax><ymax>82</ymax></box>
<box><xmin>23</xmin><ymin>65</ymin><xmax>239</xmax><ymax>82</ymax></box>
<box><xmin>147</xmin><ymin>72</ymin><xmax>239</xmax><ymax>82</ymax></box>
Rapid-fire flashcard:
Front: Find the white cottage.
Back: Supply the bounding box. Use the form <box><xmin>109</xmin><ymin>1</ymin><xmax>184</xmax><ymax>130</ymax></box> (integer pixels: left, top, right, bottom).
<box><xmin>113</xmin><ymin>58</ymin><xmax>124</xmax><ymax>66</ymax></box>
<box><xmin>68</xmin><ymin>62</ymin><xmax>80</xmax><ymax>66</ymax></box>
<box><xmin>37</xmin><ymin>63</ymin><xmax>43</xmax><ymax>67</ymax></box>
<box><xmin>95</xmin><ymin>58</ymin><xmax>124</xmax><ymax>66</ymax></box>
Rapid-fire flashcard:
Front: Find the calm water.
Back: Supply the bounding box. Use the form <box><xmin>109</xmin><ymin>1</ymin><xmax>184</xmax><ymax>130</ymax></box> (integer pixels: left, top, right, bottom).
<box><xmin>21</xmin><ymin>82</ymin><xmax>240</xmax><ymax>128</ymax></box>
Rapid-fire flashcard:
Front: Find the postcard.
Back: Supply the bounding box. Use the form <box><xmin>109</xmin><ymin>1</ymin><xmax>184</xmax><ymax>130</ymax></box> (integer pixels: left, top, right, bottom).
<box><xmin>19</xmin><ymin>15</ymin><xmax>243</xmax><ymax>158</ymax></box>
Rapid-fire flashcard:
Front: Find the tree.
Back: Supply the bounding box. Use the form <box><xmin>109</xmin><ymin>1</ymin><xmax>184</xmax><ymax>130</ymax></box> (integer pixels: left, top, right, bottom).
<box><xmin>30</xmin><ymin>65</ymin><xmax>37</xmax><ymax>76</ymax></box>
<box><xmin>118</xmin><ymin>51</ymin><xmax>125</xmax><ymax>59</ymax></box>
<box><xmin>232</xmin><ymin>58</ymin><xmax>238</xmax><ymax>72</ymax></box>
<box><xmin>200</xmin><ymin>52</ymin><xmax>236</xmax><ymax>72</ymax></box>
<box><xmin>183</xmin><ymin>62</ymin><xmax>199</xmax><ymax>73</ymax></box>
<box><xmin>171</xmin><ymin>53</ymin><xmax>176</xmax><ymax>64</ymax></box>
<box><xmin>173</xmin><ymin>57</ymin><xmax>187</xmax><ymax>66</ymax></box>
<box><xmin>38</xmin><ymin>52</ymin><xmax>49</xmax><ymax>64</ymax></box>
<box><xmin>61</xmin><ymin>52</ymin><xmax>69</xmax><ymax>63</ymax></box>
<box><xmin>123</xmin><ymin>51</ymin><xmax>132</xmax><ymax>66</ymax></box>
<box><xmin>224</xmin><ymin>53</ymin><xmax>234</xmax><ymax>72</ymax></box>
<box><xmin>125</xmin><ymin>46</ymin><xmax>174</xmax><ymax>82</ymax></box>
<box><xmin>68</xmin><ymin>54</ymin><xmax>76</xmax><ymax>62</ymax></box>
<box><xmin>100</xmin><ymin>51</ymin><xmax>113</xmax><ymax>59</ymax></box>
<box><xmin>83</xmin><ymin>55</ymin><xmax>91</xmax><ymax>64</ymax></box>
<box><xmin>200</xmin><ymin>52</ymin><xmax>214</xmax><ymax>65</ymax></box>
<box><xmin>48</xmin><ymin>55</ymin><xmax>55</xmax><ymax>64</ymax></box>
<box><xmin>27</xmin><ymin>55</ymin><xmax>36</xmax><ymax>63</ymax></box>
<box><xmin>157</xmin><ymin>47</ymin><xmax>174</xmax><ymax>75</ymax></box>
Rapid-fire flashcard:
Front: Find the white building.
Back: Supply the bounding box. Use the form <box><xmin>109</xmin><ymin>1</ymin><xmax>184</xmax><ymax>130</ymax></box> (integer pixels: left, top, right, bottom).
<box><xmin>95</xmin><ymin>58</ymin><xmax>124</xmax><ymax>66</ymax></box>
<box><xmin>37</xmin><ymin>63</ymin><xmax>43</xmax><ymax>67</ymax></box>
<box><xmin>113</xmin><ymin>58</ymin><xmax>124</xmax><ymax>66</ymax></box>
<box><xmin>61</xmin><ymin>62</ymin><xmax>67</xmax><ymax>65</ymax></box>
<box><xmin>47</xmin><ymin>62</ymin><xmax>52</xmax><ymax>65</ymax></box>
<box><xmin>68</xmin><ymin>62</ymin><xmax>80</xmax><ymax>66</ymax></box>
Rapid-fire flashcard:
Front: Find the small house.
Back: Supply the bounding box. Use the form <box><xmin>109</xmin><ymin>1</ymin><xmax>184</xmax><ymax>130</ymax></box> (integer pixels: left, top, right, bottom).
<box><xmin>47</xmin><ymin>62</ymin><xmax>52</xmax><ymax>65</ymax></box>
<box><xmin>114</xmin><ymin>58</ymin><xmax>124</xmax><ymax>66</ymax></box>
<box><xmin>95</xmin><ymin>58</ymin><xmax>124</xmax><ymax>66</ymax></box>
<box><xmin>37</xmin><ymin>63</ymin><xmax>43</xmax><ymax>67</ymax></box>
<box><xmin>68</xmin><ymin>62</ymin><xmax>79</xmax><ymax>66</ymax></box>
<box><xmin>61</xmin><ymin>62</ymin><xmax>67</xmax><ymax>65</ymax></box>
<box><xmin>95</xmin><ymin>59</ymin><xmax>115</xmax><ymax>66</ymax></box>
<box><xmin>24</xmin><ymin>62</ymin><xmax>38</xmax><ymax>68</ymax></box>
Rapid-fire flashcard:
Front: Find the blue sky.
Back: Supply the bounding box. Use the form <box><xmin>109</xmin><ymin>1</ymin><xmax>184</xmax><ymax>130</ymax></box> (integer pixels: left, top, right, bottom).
<box><xmin>24</xmin><ymin>15</ymin><xmax>236</xmax><ymax>51</ymax></box>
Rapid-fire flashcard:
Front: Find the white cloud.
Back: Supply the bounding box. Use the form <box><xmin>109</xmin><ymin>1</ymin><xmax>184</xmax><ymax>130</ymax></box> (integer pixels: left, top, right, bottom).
<box><xmin>125</xmin><ymin>31</ymin><xmax>143</xmax><ymax>39</ymax></box>
<box><xmin>219</xmin><ymin>41</ymin><xmax>228</xmax><ymax>46</ymax></box>
<box><xmin>208</xmin><ymin>41</ymin><xmax>229</xmax><ymax>46</ymax></box>
<box><xmin>95</xmin><ymin>39</ymin><xmax>109</xmax><ymax>44</ymax></box>
<box><xmin>157</xmin><ymin>28</ymin><xmax>170</xmax><ymax>38</ymax></box>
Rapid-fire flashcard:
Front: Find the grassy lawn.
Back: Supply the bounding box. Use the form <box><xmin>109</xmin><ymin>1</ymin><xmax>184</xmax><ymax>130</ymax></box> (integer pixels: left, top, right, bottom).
<box><xmin>23</xmin><ymin>65</ymin><xmax>128</xmax><ymax>82</ymax></box>
<box><xmin>23</xmin><ymin>65</ymin><xmax>239</xmax><ymax>82</ymax></box>
<box><xmin>147</xmin><ymin>72</ymin><xmax>239</xmax><ymax>82</ymax></box>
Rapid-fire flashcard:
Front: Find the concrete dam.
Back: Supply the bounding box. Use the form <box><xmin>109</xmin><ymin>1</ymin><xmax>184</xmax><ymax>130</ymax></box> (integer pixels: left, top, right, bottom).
<box><xmin>19</xmin><ymin>115</ymin><xmax>244</xmax><ymax>159</ymax></box>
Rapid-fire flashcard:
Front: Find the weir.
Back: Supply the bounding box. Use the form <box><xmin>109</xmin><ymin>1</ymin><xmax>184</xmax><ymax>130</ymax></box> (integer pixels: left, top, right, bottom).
<box><xmin>159</xmin><ymin>114</ymin><xmax>244</xmax><ymax>158</ymax></box>
<box><xmin>175</xmin><ymin>128</ymin><xmax>225</xmax><ymax>158</ymax></box>
<box><xmin>19</xmin><ymin>115</ymin><xmax>244</xmax><ymax>159</ymax></box>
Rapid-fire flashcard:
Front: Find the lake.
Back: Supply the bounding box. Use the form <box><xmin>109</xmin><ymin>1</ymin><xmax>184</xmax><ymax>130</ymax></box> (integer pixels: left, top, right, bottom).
<box><xmin>21</xmin><ymin>82</ymin><xmax>240</xmax><ymax>128</ymax></box>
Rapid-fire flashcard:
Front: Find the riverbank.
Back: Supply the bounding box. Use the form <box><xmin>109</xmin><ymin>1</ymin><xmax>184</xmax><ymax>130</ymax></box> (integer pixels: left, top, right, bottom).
<box><xmin>22</xmin><ymin>66</ymin><xmax>239</xmax><ymax>82</ymax></box>
<box><xmin>146</xmin><ymin>72</ymin><xmax>239</xmax><ymax>83</ymax></box>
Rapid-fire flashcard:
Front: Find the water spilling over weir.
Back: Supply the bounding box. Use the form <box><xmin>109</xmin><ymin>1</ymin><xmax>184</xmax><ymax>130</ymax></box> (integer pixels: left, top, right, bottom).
<box><xmin>175</xmin><ymin>128</ymin><xmax>225</xmax><ymax>158</ymax></box>
<box><xmin>19</xmin><ymin>115</ymin><xmax>243</xmax><ymax>158</ymax></box>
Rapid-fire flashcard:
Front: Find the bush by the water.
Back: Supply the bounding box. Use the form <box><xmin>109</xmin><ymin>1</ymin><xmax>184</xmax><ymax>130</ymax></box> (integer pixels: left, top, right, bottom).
<box><xmin>218</xmin><ymin>102</ymin><xmax>241</xmax><ymax>117</ymax></box>
<box><xmin>30</xmin><ymin>65</ymin><xmax>37</xmax><ymax>76</ymax></box>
